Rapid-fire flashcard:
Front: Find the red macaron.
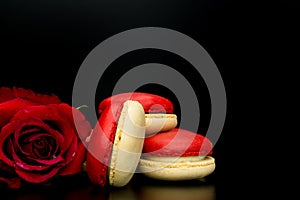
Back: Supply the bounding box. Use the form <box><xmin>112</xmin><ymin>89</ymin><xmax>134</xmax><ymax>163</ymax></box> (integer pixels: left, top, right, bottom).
<box><xmin>87</xmin><ymin>98</ymin><xmax>148</xmax><ymax>187</ymax></box>
<box><xmin>139</xmin><ymin>128</ymin><xmax>216</xmax><ymax>181</ymax></box>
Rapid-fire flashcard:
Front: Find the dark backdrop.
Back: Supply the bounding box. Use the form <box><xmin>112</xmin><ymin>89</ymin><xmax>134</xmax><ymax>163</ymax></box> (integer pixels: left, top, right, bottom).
<box><xmin>0</xmin><ymin>0</ymin><xmax>298</xmax><ymax>199</ymax></box>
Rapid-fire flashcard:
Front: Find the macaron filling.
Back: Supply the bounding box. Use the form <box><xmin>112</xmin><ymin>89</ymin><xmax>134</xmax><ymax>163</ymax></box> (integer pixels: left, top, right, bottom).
<box><xmin>145</xmin><ymin>113</ymin><xmax>177</xmax><ymax>135</ymax></box>
<box><xmin>143</xmin><ymin>156</ymin><xmax>206</xmax><ymax>163</ymax></box>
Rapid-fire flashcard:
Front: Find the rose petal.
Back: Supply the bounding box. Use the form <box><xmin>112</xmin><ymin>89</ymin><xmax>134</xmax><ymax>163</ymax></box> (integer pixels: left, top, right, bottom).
<box><xmin>11</xmin><ymin>137</ymin><xmax>64</xmax><ymax>171</ymax></box>
<box><xmin>0</xmin><ymin>159</ymin><xmax>15</xmax><ymax>173</ymax></box>
<box><xmin>45</xmin><ymin>106</ymin><xmax>80</xmax><ymax>158</ymax></box>
<box><xmin>0</xmin><ymin>87</ymin><xmax>15</xmax><ymax>103</ymax></box>
<box><xmin>0</xmin><ymin>86</ymin><xmax>61</xmax><ymax>127</ymax></box>
<box><xmin>62</xmin><ymin>104</ymin><xmax>91</xmax><ymax>140</ymax></box>
<box><xmin>11</xmin><ymin>105</ymin><xmax>63</xmax><ymax>123</ymax></box>
<box><xmin>7</xmin><ymin>105</ymin><xmax>75</xmax><ymax>167</ymax></box>
<box><xmin>0</xmin><ymin>121</ymin><xmax>18</xmax><ymax>166</ymax></box>
<box><xmin>54</xmin><ymin>104</ymin><xmax>87</xmax><ymax>153</ymax></box>
<box><xmin>18</xmin><ymin>132</ymin><xmax>60</xmax><ymax>159</ymax></box>
<box><xmin>15</xmin><ymin>167</ymin><xmax>60</xmax><ymax>183</ymax></box>
<box><xmin>57</xmin><ymin>129</ymin><xmax>75</xmax><ymax>156</ymax></box>
<box><xmin>0</xmin><ymin>99</ymin><xmax>35</xmax><ymax>127</ymax></box>
<box><xmin>32</xmin><ymin>136</ymin><xmax>55</xmax><ymax>158</ymax></box>
<box><xmin>13</xmin><ymin>117</ymin><xmax>65</xmax><ymax>154</ymax></box>
<box><xmin>4</xmin><ymin>116</ymin><xmax>66</xmax><ymax>169</ymax></box>
<box><xmin>32</xmin><ymin>155</ymin><xmax>64</xmax><ymax>166</ymax></box>
<box><xmin>12</xmin><ymin>105</ymin><xmax>75</xmax><ymax>155</ymax></box>
<box><xmin>18</xmin><ymin>135</ymin><xmax>60</xmax><ymax>162</ymax></box>
<box><xmin>11</xmin><ymin>105</ymin><xmax>85</xmax><ymax>167</ymax></box>
<box><xmin>59</xmin><ymin>141</ymin><xmax>86</xmax><ymax>176</ymax></box>
<box><xmin>58</xmin><ymin>134</ymin><xmax>78</xmax><ymax>168</ymax></box>
<box><xmin>12</xmin><ymin>87</ymin><xmax>61</xmax><ymax>105</ymax></box>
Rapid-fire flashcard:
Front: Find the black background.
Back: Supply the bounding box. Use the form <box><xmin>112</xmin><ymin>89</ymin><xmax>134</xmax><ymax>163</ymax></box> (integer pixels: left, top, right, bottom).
<box><xmin>0</xmin><ymin>0</ymin><xmax>298</xmax><ymax>199</ymax></box>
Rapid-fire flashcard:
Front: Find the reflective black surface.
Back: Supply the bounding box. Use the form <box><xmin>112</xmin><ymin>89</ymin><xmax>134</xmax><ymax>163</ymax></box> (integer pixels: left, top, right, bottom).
<box><xmin>2</xmin><ymin>172</ymin><xmax>221</xmax><ymax>200</ymax></box>
<box><xmin>0</xmin><ymin>0</ymin><xmax>298</xmax><ymax>199</ymax></box>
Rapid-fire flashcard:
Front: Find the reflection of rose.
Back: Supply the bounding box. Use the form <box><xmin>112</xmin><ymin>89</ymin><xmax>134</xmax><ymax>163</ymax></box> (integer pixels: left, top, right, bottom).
<box><xmin>0</xmin><ymin>87</ymin><xmax>91</xmax><ymax>188</ymax></box>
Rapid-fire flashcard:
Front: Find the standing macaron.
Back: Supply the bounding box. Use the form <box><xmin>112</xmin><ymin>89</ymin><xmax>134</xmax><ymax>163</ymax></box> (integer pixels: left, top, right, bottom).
<box><xmin>139</xmin><ymin>128</ymin><xmax>215</xmax><ymax>181</ymax></box>
<box><xmin>86</xmin><ymin>92</ymin><xmax>178</xmax><ymax>187</ymax></box>
<box><xmin>86</xmin><ymin>100</ymin><xmax>146</xmax><ymax>187</ymax></box>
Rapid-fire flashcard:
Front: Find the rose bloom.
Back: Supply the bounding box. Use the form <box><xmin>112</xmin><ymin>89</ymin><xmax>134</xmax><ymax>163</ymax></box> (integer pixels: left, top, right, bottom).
<box><xmin>0</xmin><ymin>87</ymin><xmax>91</xmax><ymax>188</ymax></box>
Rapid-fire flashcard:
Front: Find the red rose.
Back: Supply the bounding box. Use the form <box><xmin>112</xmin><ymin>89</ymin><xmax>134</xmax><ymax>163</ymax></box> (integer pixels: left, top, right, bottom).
<box><xmin>0</xmin><ymin>87</ymin><xmax>91</xmax><ymax>188</ymax></box>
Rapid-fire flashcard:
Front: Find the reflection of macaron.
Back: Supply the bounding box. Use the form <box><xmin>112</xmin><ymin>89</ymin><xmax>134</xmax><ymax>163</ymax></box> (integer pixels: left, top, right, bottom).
<box><xmin>86</xmin><ymin>100</ymin><xmax>146</xmax><ymax>187</ymax></box>
<box><xmin>139</xmin><ymin>128</ymin><xmax>215</xmax><ymax>181</ymax></box>
<box><xmin>98</xmin><ymin>92</ymin><xmax>178</xmax><ymax>135</ymax></box>
<box><xmin>138</xmin><ymin>185</ymin><xmax>216</xmax><ymax>200</ymax></box>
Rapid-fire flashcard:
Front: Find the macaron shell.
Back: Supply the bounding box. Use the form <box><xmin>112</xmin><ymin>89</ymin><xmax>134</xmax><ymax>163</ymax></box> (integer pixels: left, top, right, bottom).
<box><xmin>145</xmin><ymin>114</ymin><xmax>177</xmax><ymax>135</ymax></box>
<box><xmin>108</xmin><ymin>100</ymin><xmax>146</xmax><ymax>187</ymax></box>
<box><xmin>98</xmin><ymin>92</ymin><xmax>174</xmax><ymax>114</ymax></box>
<box><xmin>86</xmin><ymin>101</ymin><xmax>123</xmax><ymax>186</ymax></box>
<box><xmin>138</xmin><ymin>156</ymin><xmax>215</xmax><ymax>181</ymax></box>
<box><xmin>143</xmin><ymin>128</ymin><xmax>213</xmax><ymax>157</ymax></box>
